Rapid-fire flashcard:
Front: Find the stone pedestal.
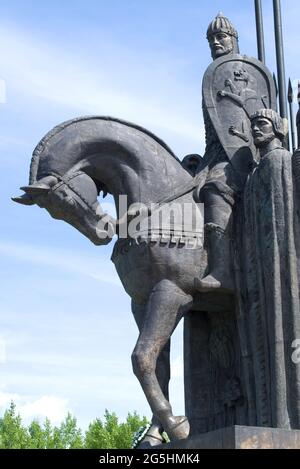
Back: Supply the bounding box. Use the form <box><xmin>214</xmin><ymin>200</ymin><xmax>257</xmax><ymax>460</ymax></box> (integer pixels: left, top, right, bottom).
<box><xmin>158</xmin><ymin>426</ymin><xmax>300</xmax><ymax>449</ymax></box>
<box><xmin>184</xmin><ymin>309</ymin><xmax>247</xmax><ymax>435</ymax></box>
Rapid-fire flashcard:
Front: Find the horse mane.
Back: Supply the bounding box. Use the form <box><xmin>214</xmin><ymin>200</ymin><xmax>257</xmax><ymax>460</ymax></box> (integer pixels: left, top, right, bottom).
<box><xmin>29</xmin><ymin>116</ymin><xmax>179</xmax><ymax>184</ymax></box>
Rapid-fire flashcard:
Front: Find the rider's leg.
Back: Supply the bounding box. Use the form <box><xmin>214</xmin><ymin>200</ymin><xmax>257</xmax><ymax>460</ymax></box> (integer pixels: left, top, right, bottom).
<box><xmin>195</xmin><ymin>188</ymin><xmax>234</xmax><ymax>291</ymax></box>
<box><xmin>132</xmin><ymin>301</ymin><xmax>170</xmax><ymax>446</ymax></box>
<box><xmin>131</xmin><ymin>280</ymin><xmax>192</xmax><ymax>441</ymax></box>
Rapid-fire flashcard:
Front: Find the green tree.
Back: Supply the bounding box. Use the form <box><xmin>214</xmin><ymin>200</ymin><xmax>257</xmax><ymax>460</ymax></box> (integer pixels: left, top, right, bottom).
<box><xmin>28</xmin><ymin>417</ymin><xmax>57</xmax><ymax>449</ymax></box>
<box><xmin>85</xmin><ymin>409</ymin><xmax>148</xmax><ymax>449</ymax></box>
<box><xmin>0</xmin><ymin>402</ymin><xmax>29</xmax><ymax>449</ymax></box>
<box><xmin>27</xmin><ymin>420</ymin><xmax>46</xmax><ymax>448</ymax></box>
<box><xmin>0</xmin><ymin>402</ymin><xmax>148</xmax><ymax>449</ymax></box>
<box><xmin>42</xmin><ymin>418</ymin><xmax>55</xmax><ymax>449</ymax></box>
<box><xmin>53</xmin><ymin>413</ymin><xmax>83</xmax><ymax>449</ymax></box>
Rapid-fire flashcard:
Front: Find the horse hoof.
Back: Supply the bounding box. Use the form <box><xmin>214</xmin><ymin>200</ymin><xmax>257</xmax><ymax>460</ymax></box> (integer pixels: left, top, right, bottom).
<box><xmin>135</xmin><ymin>425</ymin><xmax>164</xmax><ymax>448</ymax></box>
<box><xmin>138</xmin><ymin>432</ymin><xmax>163</xmax><ymax>448</ymax></box>
<box><xmin>167</xmin><ymin>416</ymin><xmax>190</xmax><ymax>441</ymax></box>
<box><xmin>137</xmin><ymin>435</ymin><xmax>163</xmax><ymax>449</ymax></box>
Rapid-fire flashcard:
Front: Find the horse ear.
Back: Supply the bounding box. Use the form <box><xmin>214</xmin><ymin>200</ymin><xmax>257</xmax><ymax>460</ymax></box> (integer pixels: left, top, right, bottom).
<box><xmin>20</xmin><ymin>184</ymin><xmax>51</xmax><ymax>195</ymax></box>
<box><xmin>11</xmin><ymin>193</ymin><xmax>35</xmax><ymax>205</ymax></box>
<box><xmin>13</xmin><ymin>176</ymin><xmax>59</xmax><ymax>205</ymax></box>
<box><xmin>20</xmin><ymin>175</ymin><xmax>59</xmax><ymax>195</ymax></box>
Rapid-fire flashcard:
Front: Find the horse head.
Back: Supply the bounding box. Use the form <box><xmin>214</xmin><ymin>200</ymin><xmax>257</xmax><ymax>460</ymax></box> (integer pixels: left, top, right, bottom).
<box><xmin>13</xmin><ymin>171</ymin><xmax>115</xmax><ymax>245</ymax></box>
<box><xmin>13</xmin><ymin>116</ymin><xmax>193</xmax><ymax>246</ymax></box>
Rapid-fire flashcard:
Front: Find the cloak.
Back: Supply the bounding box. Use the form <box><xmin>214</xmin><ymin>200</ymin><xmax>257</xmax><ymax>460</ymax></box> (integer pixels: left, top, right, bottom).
<box><xmin>236</xmin><ymin>146</ymin><xmax>300</xmax><ymax>428</ymax></box>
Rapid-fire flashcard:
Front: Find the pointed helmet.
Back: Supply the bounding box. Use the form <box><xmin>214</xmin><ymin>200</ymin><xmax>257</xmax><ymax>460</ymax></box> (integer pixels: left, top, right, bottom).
<box><xmin>207</xmin><ymin>12</ymin><xmax>238</xmax><ymax>41</ymax></box>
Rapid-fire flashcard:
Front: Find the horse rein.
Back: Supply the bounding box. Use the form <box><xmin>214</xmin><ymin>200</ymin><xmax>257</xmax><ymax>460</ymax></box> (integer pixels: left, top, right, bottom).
<box><xmin>46</xmin><ymin>168</ymin><xmax>205</xmax><ymax>225</ymax></box>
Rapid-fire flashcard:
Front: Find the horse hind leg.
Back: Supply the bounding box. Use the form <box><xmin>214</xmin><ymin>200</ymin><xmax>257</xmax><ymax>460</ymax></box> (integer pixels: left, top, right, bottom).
<box><xmin>141</xmin><ymin>343</ymin><xmax>171</xmax><ymax>447</ymax></box>
<box><xmin>132</xmin><ymin>301</ymin><xmax>170</xmax><ymax>446</ymax></box>
<box><xmin>131</xmin><ymin>280</ymin><xmax>192</xmax><ymax>442</ymax></box>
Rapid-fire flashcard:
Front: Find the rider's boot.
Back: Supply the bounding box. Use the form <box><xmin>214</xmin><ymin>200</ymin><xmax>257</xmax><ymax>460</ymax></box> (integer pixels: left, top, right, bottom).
<box><xmin>195</xmin><ymin>223</ymin><xmax>234</xmax><ymax>292</ymax></box>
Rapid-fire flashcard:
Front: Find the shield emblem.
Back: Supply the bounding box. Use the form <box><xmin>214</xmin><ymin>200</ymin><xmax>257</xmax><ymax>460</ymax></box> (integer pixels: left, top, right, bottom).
<box><xmin>202</xmin><ymin>54</ymin><xmax>277</xmax><ymax>171</ymax></box>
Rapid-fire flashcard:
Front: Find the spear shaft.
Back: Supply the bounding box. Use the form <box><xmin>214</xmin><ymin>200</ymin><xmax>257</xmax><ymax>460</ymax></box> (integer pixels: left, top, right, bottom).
<box><xmin>297</xmin><ymin>82</ymin><xmax>300</xmax><ymax>149</ymax></box>
<box><xmin>254</xmin><ymin>0</ymin><xmax>266</xmax><ymax>63</ymax></box>
<box><xmin>288</xmin><ymin>79</ymin><xmax>296</xmax><ymax>152</ymax></box>
<box><xmin>273</xmin><ymin>0</ymin><xmax>288</xmax><ymax>121</ymax></box>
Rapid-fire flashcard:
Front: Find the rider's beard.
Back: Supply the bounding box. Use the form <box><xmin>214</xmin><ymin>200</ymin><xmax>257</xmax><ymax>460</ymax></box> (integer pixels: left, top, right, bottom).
<box><xmin>253</xmin><ymin>132</ymin><xmax>276</xmax><ymax>148</ymax></box>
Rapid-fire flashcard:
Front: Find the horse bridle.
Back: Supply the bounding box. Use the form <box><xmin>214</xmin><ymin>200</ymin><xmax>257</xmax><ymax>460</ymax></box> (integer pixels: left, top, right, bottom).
<box><xmin>47</xmin><ymin>171</ymin><xmax>98</xmax><ymax>212</ymax></box>
<box><xmin>46</xmin><ymin>166</ymin><xmax>205</xmax><ymax>224</ymax></box>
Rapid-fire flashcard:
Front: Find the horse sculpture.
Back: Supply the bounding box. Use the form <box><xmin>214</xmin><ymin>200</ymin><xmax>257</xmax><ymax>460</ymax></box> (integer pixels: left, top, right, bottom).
<box><xmin>13</xmin><ymin>116</ymin><xmax>235</xmax><ymax>444</ymax></box>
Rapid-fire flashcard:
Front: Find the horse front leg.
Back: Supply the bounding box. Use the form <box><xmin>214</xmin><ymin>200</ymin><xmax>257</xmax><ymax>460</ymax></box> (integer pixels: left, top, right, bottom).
<box><xmin>131</xmin><ymin>280</ymin><xmax>192</xmax><ymax>441</ymax></box>
<box><xmin>132</xmin><ymin>301</ymin><xmax>170</xmax><ymax>446</ymax></box>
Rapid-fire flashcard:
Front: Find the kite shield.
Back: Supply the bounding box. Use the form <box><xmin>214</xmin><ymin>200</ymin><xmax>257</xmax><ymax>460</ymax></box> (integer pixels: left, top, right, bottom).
<box><xmin>203</xmin><ymin>54</ymin><xmax>277</xmax><ymax>171</ymax></box>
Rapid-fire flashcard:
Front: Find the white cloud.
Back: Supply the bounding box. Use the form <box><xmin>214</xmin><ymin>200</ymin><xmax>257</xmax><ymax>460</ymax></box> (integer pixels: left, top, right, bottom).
<box><xmin>0</xmin><ymin>240</ymin><xmax>121</xmax><ymax>286</ymax></box>
<box><xmin>0</xmin><ymin>24</ymin><xmax>205</xmax><ymax>151</ymax></box>
<box><xmin>0</xmin><ymin>338</ymin><xmax>7</xmax><ymax>364</ymax></box>
<box><xmin>0</xmin><ymin>391</ymin><xmax>69</xmax><ymax>425</ymax></box>
<box><xmin>0</xmin><ymin>78</ymin><xmax>6</xmax><ymax>104</ymax></box>
<box><xmin>19</xmin><ymin>395</ymin><xmax>69</xmax><ymax>424</ymax></box>
<box><xmin>171</xmin><ymin>355</ymin><xmax>183</xmax><ymax>379</ymax></box>
<box><xmin>0</xmin><ymin>390</ymin><xmax>21</xmax><ymax>408</ymax></box>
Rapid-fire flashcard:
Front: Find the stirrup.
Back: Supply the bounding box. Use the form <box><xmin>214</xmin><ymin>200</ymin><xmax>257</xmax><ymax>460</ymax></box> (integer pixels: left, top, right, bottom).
<box><xmin>194</xmin><ymin>275</ymin><xmax>221</xmax><ymax>291</ymax></box>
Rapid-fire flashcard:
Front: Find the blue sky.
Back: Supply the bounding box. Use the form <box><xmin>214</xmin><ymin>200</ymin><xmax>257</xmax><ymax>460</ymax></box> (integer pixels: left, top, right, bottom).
<box><xmin>0</xmin><ymin>0</ymin><xmax>299</xmax><ymax>429</ymax></box>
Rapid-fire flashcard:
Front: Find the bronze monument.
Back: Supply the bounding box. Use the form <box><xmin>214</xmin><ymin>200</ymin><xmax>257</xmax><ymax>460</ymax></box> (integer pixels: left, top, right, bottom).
<box><xmin>13</xmin><ymin>5</ymin><xmax>300</xmax><ymax>449</ymax></box>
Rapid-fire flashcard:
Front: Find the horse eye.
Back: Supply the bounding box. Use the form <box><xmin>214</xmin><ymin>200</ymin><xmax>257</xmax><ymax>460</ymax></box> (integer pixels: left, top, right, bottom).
<box><xmin>65</xmin><ymin>196</ymin><xmax>76</xmax><ymax>207</ymax></box>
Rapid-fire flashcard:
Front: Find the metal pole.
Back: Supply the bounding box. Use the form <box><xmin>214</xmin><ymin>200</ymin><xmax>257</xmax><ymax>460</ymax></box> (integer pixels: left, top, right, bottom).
<box><xmin>288</xmin><ymin>79</ymin><xmax>296</xmax><ymax>152</ymax></box>
<box><xmin>273</xmin><ymin>0</ymin><xmax>288</xmax><ymax>120</ymax></box>
<box><xmin>273</xmin><ymin>72</ymin><xmax>278</xmax><ymax>98</ymax></box>
<box><xmin>297</xmin><ymin>82</ymin><xmax>300</xmax><ymax>149</ymax></box>
<box><xmin>254</xmin><ymin>0</ymin><xmax>266</xmax><ymax>63</ymax></box>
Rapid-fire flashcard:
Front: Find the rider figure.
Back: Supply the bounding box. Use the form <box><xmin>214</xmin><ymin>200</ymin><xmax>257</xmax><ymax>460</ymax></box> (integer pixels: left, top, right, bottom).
<box><xmin>195</xmin><ymin>13</ymin><xmax>249</xmax><ymax>292</ymax></box>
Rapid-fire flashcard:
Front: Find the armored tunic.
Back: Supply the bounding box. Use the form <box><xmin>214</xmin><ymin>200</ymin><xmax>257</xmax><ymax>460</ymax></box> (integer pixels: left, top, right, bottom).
<box><xmin>197</xmin><ymin>54</ymin><xmax>277</xmax><ymax>208</ymax></box>
<box><xmin>197</xmin><ymin>105</ymin><xmax>245</xmax><ymax>207</ymax></box>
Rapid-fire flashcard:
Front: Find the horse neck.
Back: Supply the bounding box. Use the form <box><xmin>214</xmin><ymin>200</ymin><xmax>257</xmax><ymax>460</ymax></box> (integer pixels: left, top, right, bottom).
<box><xmin>35</xmin><ymin>117</ymin><xmax>192</xmax><ymax>206</ymax></box>
<box><xmin>88</xmin><ymin>146</ymin><xmax>191</xmax><ymax>208</ymax></box>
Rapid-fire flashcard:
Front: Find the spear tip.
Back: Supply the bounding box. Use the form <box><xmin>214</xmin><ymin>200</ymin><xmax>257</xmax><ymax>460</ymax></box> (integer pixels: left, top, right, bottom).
<box><xmin>273</xmin><ymin>72</ymin><xmax>278</xmax><ymax>97</ymax></box>
<box><xmin>288</xmin><ymin>78</ymin><xmax>293</xmax><ymax>103</ymax></box>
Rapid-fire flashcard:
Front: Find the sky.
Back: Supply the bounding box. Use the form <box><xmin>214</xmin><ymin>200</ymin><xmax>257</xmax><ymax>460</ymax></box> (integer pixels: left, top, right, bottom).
<box><xmin>0</xmin><ymin>0</ymin><xmax>299</xmax><ymax>430</ymax></box>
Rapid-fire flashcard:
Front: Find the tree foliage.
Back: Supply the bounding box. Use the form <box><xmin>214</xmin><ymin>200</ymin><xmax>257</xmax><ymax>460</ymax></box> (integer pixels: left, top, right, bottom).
<box><xmin>0</xmin><ymin>402</ymin><xmax>29</xmax><ymax>449</ymax></box>
<box><xmin>85</xmin><ymin>409</ymin><xmax>148</xmax><ymax>449</ymax></box>
<box><xmin>0</xmin><ymin>402</ymin><xmax>148</xmax><ymax>449</ymax></box>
